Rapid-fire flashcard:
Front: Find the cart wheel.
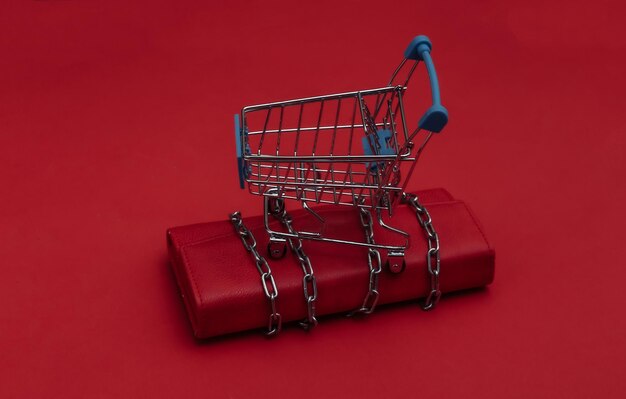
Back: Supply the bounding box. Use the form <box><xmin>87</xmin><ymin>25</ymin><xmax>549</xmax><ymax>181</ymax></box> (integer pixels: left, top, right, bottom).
<box><xmin>386</xmin><ymin>258</ymin><xmax>406</xmax><ymax>274</ymax></box>
<box><xmin>267</xmin><ymin>241</ymin><xmax>287</xmax><ymax>259</ymax></box>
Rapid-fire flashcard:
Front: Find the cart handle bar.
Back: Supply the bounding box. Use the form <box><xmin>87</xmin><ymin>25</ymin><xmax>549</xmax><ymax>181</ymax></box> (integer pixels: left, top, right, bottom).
<box><xmin>404</xmin><ymin>35</ymin><xmax>448</xmax><ymax>133</ymax></box>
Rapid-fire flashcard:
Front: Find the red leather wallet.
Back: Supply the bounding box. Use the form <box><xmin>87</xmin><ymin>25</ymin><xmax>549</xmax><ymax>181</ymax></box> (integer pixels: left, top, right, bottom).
<box><xmin>167</xmin><ymin>188</ymin><xmax>495</xmax><ymax>338</ymax></box>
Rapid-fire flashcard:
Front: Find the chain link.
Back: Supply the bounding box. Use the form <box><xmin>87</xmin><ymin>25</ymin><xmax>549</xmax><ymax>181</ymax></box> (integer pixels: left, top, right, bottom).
<box><xmin>230</xmin><ymin>211</ymin><xmax>282</xmax><ymax>336</ymax></box>
<box><xmin>349</xmin><ymin>207</ymin><xmax>382</xmax><ymax>315</ymax></box>
<box><xmin>403</xmin><ymin>193</ymin><xmax>441</xmax><ymax>310</ymax></box>
<box><xmin>272</xmin><ymin>201</ymin><xmax>319</xmax><ymax>330</ymax></box>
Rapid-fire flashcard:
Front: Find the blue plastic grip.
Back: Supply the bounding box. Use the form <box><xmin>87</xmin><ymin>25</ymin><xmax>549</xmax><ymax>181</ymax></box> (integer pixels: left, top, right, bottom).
<box><xmin>361</xmin><ymin>129</ymin><xmax>395</xmax><ymax>157</ymax></box>
<box><xmin>361</xmin><ymin>129</ymin><xmax>395</xmax><ymax>171</ymax></box>
<box><xmin>404</xmin><ymin>35</ymin><xmax>448</xmax><ymax>133</ymax></box>
<box><xmin>234</xmin><ymin>114</ymin><xmax>245</xmax><ymax>189</ymax></box>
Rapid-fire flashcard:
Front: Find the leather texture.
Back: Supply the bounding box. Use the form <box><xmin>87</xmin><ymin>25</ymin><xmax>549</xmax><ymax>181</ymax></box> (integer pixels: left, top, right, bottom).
<box><xmin>167</xmin><ymin>188</ymin><xmax>495</xmax><ymax>338</ymax></box>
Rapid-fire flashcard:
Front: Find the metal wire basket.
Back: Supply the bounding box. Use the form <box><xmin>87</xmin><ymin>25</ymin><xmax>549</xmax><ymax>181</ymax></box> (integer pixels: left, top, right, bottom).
<box><xmin>234</xmin><ymin>35</ymin><xmax>448</xmax><ymax>260</ymax></box>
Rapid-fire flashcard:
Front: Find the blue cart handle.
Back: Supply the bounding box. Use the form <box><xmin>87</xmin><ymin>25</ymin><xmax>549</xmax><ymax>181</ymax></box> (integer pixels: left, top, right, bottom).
<box><xmin>404</xmin><ymin>36</ymin><xmax>448</xmax><ymax>133</ymax></box>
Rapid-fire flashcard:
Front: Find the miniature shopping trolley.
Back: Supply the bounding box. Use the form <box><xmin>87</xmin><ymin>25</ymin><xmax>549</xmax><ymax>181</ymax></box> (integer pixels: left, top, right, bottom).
<box><xmin>233</xmin><ymin>35</ymin><xmax>448</xmax><ymax>274</ymax></box>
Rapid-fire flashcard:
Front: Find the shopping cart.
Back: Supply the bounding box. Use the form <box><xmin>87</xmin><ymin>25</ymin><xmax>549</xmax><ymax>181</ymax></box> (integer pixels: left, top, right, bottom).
<box><xmin>234</xmin><ymin>35</ymin><xmax>448</xmax><ymax>270</ymax></box>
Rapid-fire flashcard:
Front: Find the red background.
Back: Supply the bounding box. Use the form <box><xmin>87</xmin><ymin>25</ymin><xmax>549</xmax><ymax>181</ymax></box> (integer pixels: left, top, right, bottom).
<box><xmin>1</xmin><ymin>0</ymin><xmax>625</xmax><ymax>397</ymax></box>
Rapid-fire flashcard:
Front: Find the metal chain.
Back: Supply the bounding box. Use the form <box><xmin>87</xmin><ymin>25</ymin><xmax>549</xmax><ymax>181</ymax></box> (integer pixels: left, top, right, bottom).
<box><xmin>403</xmin><ymin>193</ymin><xmax>441</xmax><ymax>310</ymax></box>
<box><xmin>272</xmin><ymin>203</ymin><xmax>319</xmax><ymax>330</ymax></box>
<box><xmin>349</xmin><ymin>207</ymin><xmax>382</xmax><ymax>315</ymax></box>
<box><xmin>229</xmin><ymin>211</ymin><xmax>282</xmax><ymax>336</ymax></box>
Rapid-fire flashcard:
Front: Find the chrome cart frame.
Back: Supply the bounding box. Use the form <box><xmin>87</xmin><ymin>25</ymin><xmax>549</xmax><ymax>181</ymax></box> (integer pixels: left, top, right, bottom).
<box><xmin>234</xmin><ymin>36</ymin><xmax>448</xmax><ymax>265</ymax></box>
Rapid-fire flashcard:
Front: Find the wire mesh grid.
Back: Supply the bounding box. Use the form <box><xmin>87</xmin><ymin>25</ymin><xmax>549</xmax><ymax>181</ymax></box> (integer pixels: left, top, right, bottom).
<box><xmin>240</xmin><ymin>85</ymin><xmax>418</xmax><ymax>211</ymax></box>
